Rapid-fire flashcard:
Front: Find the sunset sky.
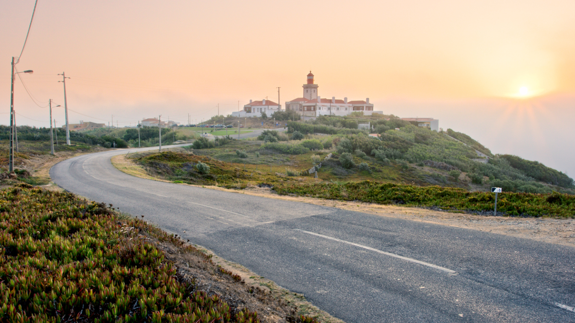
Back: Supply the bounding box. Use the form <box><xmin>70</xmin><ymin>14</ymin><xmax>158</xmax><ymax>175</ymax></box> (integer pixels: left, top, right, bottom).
<box><xmin>2</xmin><ymin>0</ymin><xmax>574</xmax><ymax>176</ymax></box>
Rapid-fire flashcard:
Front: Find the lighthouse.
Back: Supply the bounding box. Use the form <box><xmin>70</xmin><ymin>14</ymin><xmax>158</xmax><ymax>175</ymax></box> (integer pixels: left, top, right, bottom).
<box><xmin>303</xmin><ymin>71</ymin><xmax>319</xmax><ymax>100</ymax></box>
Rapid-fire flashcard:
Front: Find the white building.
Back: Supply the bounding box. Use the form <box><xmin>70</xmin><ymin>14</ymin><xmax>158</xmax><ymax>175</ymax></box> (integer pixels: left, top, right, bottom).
<box><xmin>141</xmin><ymin>118</ymin><xmax>177</xmax><ymax>127</ymax></box>
<box><xmin>231</xmin><ymin>99</ymin><xmax>281</xmax><ymax>118</ymax></box>
<box><xmin>401</xmin><ymin>118</ymin><xmax>439</xmax><ymax>131</ymax></box>
<box><xmin>285</xmin><ymin>72</ymin><xmax>381</xmax><ymax>120</ymax></box>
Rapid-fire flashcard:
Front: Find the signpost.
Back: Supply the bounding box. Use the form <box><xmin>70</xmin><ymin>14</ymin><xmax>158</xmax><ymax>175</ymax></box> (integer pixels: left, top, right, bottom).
<box><xmin>491</xmin><ymin>187</ymin><xmax>502</xmax><ymax>215</ymax></box>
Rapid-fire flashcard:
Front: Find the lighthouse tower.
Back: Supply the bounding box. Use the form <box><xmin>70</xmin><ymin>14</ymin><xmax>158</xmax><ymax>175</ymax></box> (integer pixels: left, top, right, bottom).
<box><xmin>303</xmin><ymin>71</ymin><xmax>319</xmax><ymax>100</ymax></box>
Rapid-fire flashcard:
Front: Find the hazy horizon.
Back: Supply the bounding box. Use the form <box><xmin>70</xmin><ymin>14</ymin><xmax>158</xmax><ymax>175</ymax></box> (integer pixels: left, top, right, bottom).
<box><xmin>2</xmin><ymin>0</ymin><xmax>574</xmax><ymax>177</ymax></box>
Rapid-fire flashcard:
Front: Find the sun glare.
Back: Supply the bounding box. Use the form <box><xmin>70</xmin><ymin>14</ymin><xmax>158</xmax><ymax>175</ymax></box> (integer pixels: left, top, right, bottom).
<box><xmin>518</xmin><ymin>86</ymin><xmax>530</xmax><ymax>97</ymax></box>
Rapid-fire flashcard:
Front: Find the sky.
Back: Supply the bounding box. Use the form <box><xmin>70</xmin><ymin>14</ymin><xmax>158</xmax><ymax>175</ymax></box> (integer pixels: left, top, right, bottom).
<box><xmin>1</xmin><ymin>0</ymin><xmax>574</xmax><ymax>176</ymax></box>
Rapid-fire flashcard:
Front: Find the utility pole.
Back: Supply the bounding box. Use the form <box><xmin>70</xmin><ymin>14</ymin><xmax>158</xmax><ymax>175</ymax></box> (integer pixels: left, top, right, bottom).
<box><xmin>54</xmin><ymin>120</ymin><xmax>58</xmax><ymax>145</ymax></box>
<box><xmin>58</xmin><ymin>72</ymin><xmax>71</xmax><ymax>145</ymax></box>
<box><xmin>277</xmin><ymin>87</ymin><xmax>280</xmax><ymax>111</ymax></box>
<box><xmin>138</xmin><ymin>120</ymin><xmax>141</xmax><ymax>148</ymax></box>
<box><xmin>188</xmin><ymin>113</ymin><xmax>190</xmax><ymax>126</ymax></box>
<box><xmin>14</xmin><ymin>112</ymin><xmax>18</xmax><ymax>152</ymax></box>
<box><xmin>49</xmin><ymin>99</ymin><xmax>54</xmax><ymax>155</ymax></box>
<box><xmin>9</xmin><ymin>57</ymin><xmax>15</xmax><ymax>172</ymax></box>
<box><xmin>111</xmin><ymin>115</ymin><xmax>113</xmax><ymax>128</ymax></box>
<box><xmin>158</xmin><ymin>115</ymin><xmax>162</xmax><ymax>152</ymax></box>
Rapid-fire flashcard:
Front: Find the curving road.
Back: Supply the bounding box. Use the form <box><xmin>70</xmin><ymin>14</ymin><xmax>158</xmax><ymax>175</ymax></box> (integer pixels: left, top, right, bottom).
<box><xmin>51</xmin><ymin>146</ymin><xmax>575</xmax><ymax>322</ymax></box>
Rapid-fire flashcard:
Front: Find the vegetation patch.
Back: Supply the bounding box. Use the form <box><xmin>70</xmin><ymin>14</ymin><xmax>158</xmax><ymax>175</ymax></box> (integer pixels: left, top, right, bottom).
<box><xmin>0</xmin><ymin>185</ymin><xmax>322</xmax><ymax>322</ymax></box>
<box><xmin>274</xmin><ymin>181</ymin><xmax>575</xmax><ymax>218</ymax></box>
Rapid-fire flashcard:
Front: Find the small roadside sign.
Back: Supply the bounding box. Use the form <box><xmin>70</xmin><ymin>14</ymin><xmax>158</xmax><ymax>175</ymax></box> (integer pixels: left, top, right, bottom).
<box><xmin>491</xmin><ymin>187</ymin><xmax>502</xmax><ymax>215</ymax></box>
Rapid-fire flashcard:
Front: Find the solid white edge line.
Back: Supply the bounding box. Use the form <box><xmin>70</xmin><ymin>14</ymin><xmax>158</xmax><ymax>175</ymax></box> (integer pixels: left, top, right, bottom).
<box><xmin>555</xmin><ymin>303</ymin><xmax>575</xmax><ymax>313</ymax></box>
<box><xmin>295</xmin><ymin>229</ymin><xmax>456</xmax><ymax>274</ymax></box>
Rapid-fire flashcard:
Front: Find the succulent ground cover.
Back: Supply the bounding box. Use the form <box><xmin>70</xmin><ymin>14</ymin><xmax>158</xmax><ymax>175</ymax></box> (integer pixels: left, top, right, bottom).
<box><xmin>0</xmin><ymin>185</ymin><xmax>320</xmax><ymax>322</ymax></box>
<box><xmin>274</xmin><ymin>181</ymin><xmax>575</xmax><ymax>218</ymax></box>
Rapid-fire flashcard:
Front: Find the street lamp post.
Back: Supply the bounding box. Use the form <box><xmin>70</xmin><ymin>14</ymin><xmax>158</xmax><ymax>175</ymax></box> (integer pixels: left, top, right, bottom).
<box><xmin>9</xmin><ymin>56</ymin><xmax>33</xmax><ymax>172</ymax></box>
<box><xmin>49</xmin><ymin>100</ymin><xmax>61</xmax><ymax>155</ymax></box>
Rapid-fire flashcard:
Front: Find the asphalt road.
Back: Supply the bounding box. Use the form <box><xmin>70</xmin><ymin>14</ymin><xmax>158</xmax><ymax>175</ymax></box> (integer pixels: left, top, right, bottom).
<box><xmin>51</xmin><ymin>146</ymin><xmax>575</xmax><ymax>322</ymax></box>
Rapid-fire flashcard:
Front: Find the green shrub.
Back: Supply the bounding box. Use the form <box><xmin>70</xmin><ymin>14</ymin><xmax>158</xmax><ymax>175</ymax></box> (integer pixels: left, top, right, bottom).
<box><xmin>358</xmin><ymin>162</ymin><xmax>371</xmax><ymax>172</ymax></box>
<box><xmin>340</xmin><ymin>152</ymin><xmax>355</xmax><ymax>169</ymax></box>
<box><xmin>336</xmin><ymin>138</ymin><xmax>354</xmax><ymax>154</ymax></box>
<box><xmin>323</xmin><ymin>139</ymin><xmax>333</xmax><ymax>149</ymax></box>
<box><xmin>449</xmin><ymin>170</ymin><xmax>461</xmax><ymax>181</ymax></box>
<box><xmin>291</xmin><ymin>131</ymin><xmax>304</xmax><ymax>140</ymax></box>
<box><xmin>301</xmin><ymin>139</ymin><xmax>323</xmax><ymax>150</ymax></box>
<box><xmin>272</xmin><ymin>109</ymin><xmax>301</xmax><ymax>121</ymax></box>
<box><xmin>255</xmin><ymin>152</ymin><xmax>260</xmax><ymax>158</ymax></box>
<box><xmin>396</xmin><ymin>159</ymin><xmax>410</xmax><ymax>170</ymax></box>
<box><xmin>192</xmin><ymin>137</ymin><xmax>214</xmax><ymax>149</ymax></box>
<box><xmin>196</xmin><ymin>161</ymin><xmax>210</xmax><ymax>174</ymax></box>
<box><xmin>274</xmin><ymin>181</ymin><xmax>575</xmax><ymax>217</ymax></box>
<box><xmin>469</xmin><ymin>173</ymin><xmax>483</xmax><ymax>184</ymax></box>
<box><xmin>500</xmin><ymin>154</ymin><xmax>574</xmax><ymax>188</ymax></box>
<box><xmin>355</xmin><ymin>149</ymin><xmax>367</xmax><ymax>158</ymax></box>
<box><xmin>264</xmin><ymin>135</ymin><xmax>278</xmax><ymax>143</ymax></box>
<box><xmin>235</xmin><ymin>150</ymin><xmax>248</xmax><ymax>158</ymax></box>
<box><xmin>257</xmin><ymin>130</ymin><xmax>280</xmax><ymax>141</ymax></box>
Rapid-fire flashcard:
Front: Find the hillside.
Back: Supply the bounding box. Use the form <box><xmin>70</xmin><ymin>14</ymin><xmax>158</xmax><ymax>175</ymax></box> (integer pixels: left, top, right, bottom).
<box><xmin>160</xmin><ymin>114</ymin><xmax>574</xmax><ymax>195</ymax></box>
<box><xmin>121</xmin><ymin>114</ymin><xmax>575</xmax><ymax>217</ymax></box>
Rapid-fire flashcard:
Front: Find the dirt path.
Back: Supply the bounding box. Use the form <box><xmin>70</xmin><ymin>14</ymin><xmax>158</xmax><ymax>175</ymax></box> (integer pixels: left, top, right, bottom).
<box><xmin>112</xmin><ymin>153</ymin><xmax>575</xmax><ymax>249</ymax></box>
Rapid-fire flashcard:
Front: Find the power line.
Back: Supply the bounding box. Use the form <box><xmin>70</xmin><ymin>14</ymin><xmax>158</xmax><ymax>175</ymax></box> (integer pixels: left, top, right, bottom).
<box><xmin>16</xmin><ymin>67</ymin><xmax>48</xmax><ymax>108</ymax></box>
<box><xmin>15</xmin><ymin>0</ymin><xmax>39</xmax><ymax>64</ymax></box>
<box><xmin>16</xmin><ymin>112</ymin><xmax>43</xmax><ymax>123</ymax></box>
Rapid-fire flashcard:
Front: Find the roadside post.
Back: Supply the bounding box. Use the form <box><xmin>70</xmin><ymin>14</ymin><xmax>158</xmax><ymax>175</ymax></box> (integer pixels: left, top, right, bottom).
<box><xmin>491</xmin><ymin>187</ymin><xmax>502</xmax><ymax>215</ymax></box>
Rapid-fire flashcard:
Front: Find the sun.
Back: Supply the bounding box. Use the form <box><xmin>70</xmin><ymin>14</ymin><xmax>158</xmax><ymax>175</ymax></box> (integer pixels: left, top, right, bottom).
<box><xmin>518</xmin><ymin>86</ymin><xmax>530</xmax><ymax>98</ymax></box>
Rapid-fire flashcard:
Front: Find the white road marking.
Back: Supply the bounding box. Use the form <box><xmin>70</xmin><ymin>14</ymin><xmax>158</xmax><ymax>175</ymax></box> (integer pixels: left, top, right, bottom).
<box><xmin>295</xmin><ymin>229</ymin><xmax>456</xmax><ymax>274</ymax></box>
<box><xmin>555</xmin><ymin>303</ymin><xmax>575</xmax><ymax>313</ymax></box>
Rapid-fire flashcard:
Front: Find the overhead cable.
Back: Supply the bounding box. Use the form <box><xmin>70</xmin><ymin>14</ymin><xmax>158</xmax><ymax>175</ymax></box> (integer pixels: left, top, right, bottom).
<box><xmin>15</xmin><ymin>0</ymin><xmax>39</xmax><ymax>64</ymax></box>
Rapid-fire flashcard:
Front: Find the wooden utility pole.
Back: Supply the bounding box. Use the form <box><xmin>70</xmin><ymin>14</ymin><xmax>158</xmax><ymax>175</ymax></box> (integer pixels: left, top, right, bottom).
<box><xmin>49</xmin><ymin>99</ymin><xmax>54</xmax><ymax>155</ymax></box>
<box><xmin>58</xmin><ymin>72</ymin><xmax>71</xmax><ymax>145</ymax></box>
<box><xmin>158</xmin><ymin>115</ymin><xmax>162</xmax><ymax>152</ymax></box>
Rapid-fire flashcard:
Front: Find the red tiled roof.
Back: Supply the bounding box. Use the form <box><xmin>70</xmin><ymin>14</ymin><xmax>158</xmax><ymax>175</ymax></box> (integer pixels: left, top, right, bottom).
<box><xmin>348</xmin><ymin>100</ymin><xmax>367</xmax><ymax>104</ymax></box>
<box><xmin>401</xmin><ymin>118</ymin><xmax>435</xmax><ymax>122</ymax></box>
<box><xmin>287</xmin><ymin>97</ymin><xmax>314</xmax><ymax>103</ymax></box>
<box><xmin>246</xmin><ymin>100</ymin><xmax>279</xmax><ymax>106</ymax></box>
<box><xmin>307</xmin><ymin>71</ymin><xmax>314</xmax><ymax>76</ymax></box>
<box><xmin>142</xmin><ymin>118</ymin><xmax>158</xmax><ymax>122</ymax></box>
<box><xmin>319</xmin><ymin>98</ymin><xmax>346</xmax><ymax>104</ymax></box>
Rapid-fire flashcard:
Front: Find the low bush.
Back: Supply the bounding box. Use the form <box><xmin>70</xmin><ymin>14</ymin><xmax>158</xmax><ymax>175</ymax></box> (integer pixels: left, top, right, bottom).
<box><xmin>449</xmin><ymin>170</ymin><xmax>462</xmax><ymax>181</ymax></box>
<box><xmin>358</xmin><ymin>162</ymin><xmax>371</xmax><ymax>172</ymax></box>
<box><xmin>322</xmin><ymin>139</ymin><xmax>333</xmax><ymax>149</ymax></box>
<box><xmin>291</xmin><ymin>131</ymin><xmax>304</xmax><ymax>140</ymax></box>
<box><xmin>192</xmin><ymin>137</ymin><xmax>214</xmax><ymax>149</ymax></box>
<box><xmin>355</xmin><ymin>149</ymin><xmax>367</xmax><ymax>158</ymax></box>
<box><xmin>236</xmin><ymin>150</ymin><xmax>248</xmax><ymax>158</ymax></box>
<box><xmin>196</xmin><ymin>161</ymin><xmax>210</xmax><ymax>174</ymax></box>
<box><xmin>300</xmin><ymin>139</ymin><xmax>323</xmax><ymax>151</ymax></box>
<box><xmin>274</xmin><ymin>181</ymin><xmax>575</xmax><ymax>217</ymax></box>
<box><xmin>257</xmin><ymin>130</ymin><xmax>280</xmax><ymax>141</ymax></box>
<box><xmin>339</xmin><ymin>153</ymin><xmax>355</xmax><ymax>169</ymax></box>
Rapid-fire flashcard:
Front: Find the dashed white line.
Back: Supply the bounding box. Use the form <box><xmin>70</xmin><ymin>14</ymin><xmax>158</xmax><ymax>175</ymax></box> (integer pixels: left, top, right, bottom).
<box><xmin>295</xmin><ymin>229</ymin><xmax>456</xmax><ymax>274</ymax></box>
<box><xmin>555</xmin><ymin>302</ymin><xmax>575</xmax><ymax>313</ymax></box>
